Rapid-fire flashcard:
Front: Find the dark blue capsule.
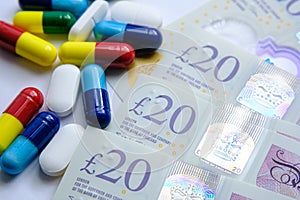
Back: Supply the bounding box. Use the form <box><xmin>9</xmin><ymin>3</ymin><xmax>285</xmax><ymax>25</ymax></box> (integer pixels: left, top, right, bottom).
<box><xmin>94</xmin><ymin>21</ymin><xmax>163</xmax><ymax>56</ymax></box>
<box><xmin>81</xmin><ymin>64</ymin><xmax>111</xmax><ymax>129</ymax></box>
<box><xmin>0</xmin><ymin>111</ymin><xmax>60</xmax><ymax>175</ymax></box>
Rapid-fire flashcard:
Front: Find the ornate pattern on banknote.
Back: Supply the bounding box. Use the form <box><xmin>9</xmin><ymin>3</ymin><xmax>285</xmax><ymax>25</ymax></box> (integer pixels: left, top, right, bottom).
<box><xmin>256</xmin><ymin>144</ymin><xmax>300</xmax><ymax>199</ymax></box>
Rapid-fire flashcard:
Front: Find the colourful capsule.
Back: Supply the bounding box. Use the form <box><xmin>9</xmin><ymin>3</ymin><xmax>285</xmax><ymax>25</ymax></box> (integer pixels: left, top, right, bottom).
<box><xmin>0</xmin><ymin>87</ymin><xmax>44</xmax><ymax>154</ymax></box>
<box><xmin>0</xmin><ymin>20</ymin><xmax>57</xmax><ymax>67</ymax></box>
<box><xmin>58</xmin><ymin>42</ymin><xmax>135</xmax><ymax>68</ymax></box>
<box><xmin>81</xmin><ymin>64</ymin><xmax>111</xmax><ymax>129</ymax></box>
<box><xmin>18</xmin><ymin>0</ymin><xmax>88</xmax><ymax>18</ymax></box>
<box><xmin>94</xmin><ymin>20</ymin><xmax>163</xmax><ymax>55</ymax></box>
<box><xmin>0</xmin><ymin>111</ymin><xmax>59</xmax><ymax>175</ymax></box>
<box><xmin>13</xmin><ymin>11</ymin><xmax>76</xmax><ymax>34</ymax></box>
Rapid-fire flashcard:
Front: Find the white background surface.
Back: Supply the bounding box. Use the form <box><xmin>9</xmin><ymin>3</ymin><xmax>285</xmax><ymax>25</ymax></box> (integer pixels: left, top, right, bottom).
<box><xmin>0</xmin><ymin>0</ymin><xmax>210</xmax><ymax>199</ymax></box>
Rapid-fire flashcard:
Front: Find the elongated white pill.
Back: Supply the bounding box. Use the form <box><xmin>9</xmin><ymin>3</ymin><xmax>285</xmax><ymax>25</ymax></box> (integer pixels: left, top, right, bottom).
<box><xmin>46</xmin><ymin>64</ymin><xmax>80</xmax><ymax>117</ymax></box>
<box><xmin>111</xmin><ymin>1</ymin><xmax>162</xmax><ymax>28</ymax></box>
<box><xmin>39</xmin><ymin>123</ymin><xmax>85</xmax><ymax>176</ymax></box>
<box><xmin>69</xmin><ymin>0</ymin><xmax>109</xmax><ymax>41</ymax></box>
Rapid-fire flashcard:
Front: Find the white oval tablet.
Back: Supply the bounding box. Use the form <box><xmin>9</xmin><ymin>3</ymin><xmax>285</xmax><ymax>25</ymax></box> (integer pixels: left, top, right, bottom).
<box><xmin>46</xmin><ymin>64</ymin><xmax>80</xmax><ymax>117</ymax></box>
<box><xmin>69</xmin><ymin>0</ymin><xmax>109</xmax><ymax>41</ymax></box>
<box><xmin>111</xmin><ymin>1</ymin><xmax>162</xmax><ymax>28</ymax></box>
<box><xmin>39</xmin><ymin>123</ymin><xmax>85</xmax><ymax>176</ymax></box>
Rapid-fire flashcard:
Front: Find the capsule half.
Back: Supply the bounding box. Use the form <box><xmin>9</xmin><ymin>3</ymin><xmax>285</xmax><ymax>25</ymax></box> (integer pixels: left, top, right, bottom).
<box><xmin>59</xmin><ymin>41</ymin><xmax>135</xmax><ymax>68</ymax></box>
<box><xmin>13</xmin><ymin>11</ymin><xmax>76</xmax><ymax>34</ymax></box>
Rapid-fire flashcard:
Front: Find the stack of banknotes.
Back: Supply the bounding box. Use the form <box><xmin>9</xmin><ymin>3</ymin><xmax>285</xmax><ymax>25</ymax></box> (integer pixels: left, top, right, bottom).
<box><xmin>54</xmin><ymin>1</ymin><xmax>300</xmax><ymax>199</ymax></box>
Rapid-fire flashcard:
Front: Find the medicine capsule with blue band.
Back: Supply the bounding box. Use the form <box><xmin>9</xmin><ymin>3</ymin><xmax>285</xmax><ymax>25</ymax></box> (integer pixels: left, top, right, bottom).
<box><xmin>18</xmin><ymin>0</ymin><xmax>88</xmax><ymax>18</ymax></box>
<box><xmin>81</xmin><ymin>64</ymin><xmax>111</xmax><ymax>129</ymax></box>
<box><xmin>0</xmin><ymin>111</ymin><xmax>60</xmax><ymax>175</ymax></box>
<box><xmin>93</xmin><ymin>21</ymin><xmax>163</xmax><ymax>55</ymax></box>
<box><xmin>13</xmin><ymin>11</ymin><xmax>76</xmax><ymax>34</ymax></box>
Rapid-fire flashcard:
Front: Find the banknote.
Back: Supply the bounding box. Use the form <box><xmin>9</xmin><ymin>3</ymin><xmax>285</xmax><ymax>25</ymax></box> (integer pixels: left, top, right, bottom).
<box><xmin>156</xmin><ymin>161</ymin><xmax>292</xmax><ymax>200</ymax></box>
<box><xmin>242</xmin><ymin>127</ymin><xmax>300</xmax><ymax>199</ymax></box>
<box><xmin>166</xmin><ymin>1</ymin><xmax>300</xmax><ymax>128</ymax></box>
<box><xmin>53</xmin><ymin>126</ymin><xmax>173</xmax><ymax>200</ymax></box>
<box><xmin>52</xmin><ymin>126</ymin><xmax>296</xmax><ymax>200</ymax></box>
<box><xmin>167</xmin><ymin>0</ymin><xmax>300</xmax><ymax>78</ymax></box>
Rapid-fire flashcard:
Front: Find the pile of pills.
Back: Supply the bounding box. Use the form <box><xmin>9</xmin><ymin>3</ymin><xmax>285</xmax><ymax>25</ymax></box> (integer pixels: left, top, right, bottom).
<box><xmin>0</xmin><ymin>0</ymin><xmax>163</xmax><ymax>176</ymax></box>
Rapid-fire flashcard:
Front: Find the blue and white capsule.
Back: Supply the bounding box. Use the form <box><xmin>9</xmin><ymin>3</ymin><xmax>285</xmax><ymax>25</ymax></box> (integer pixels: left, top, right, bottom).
<box><xmin>0</xmin><ymin>111</ymin><xmax>60</xmax><ymax>175</ymax></box>
<box><xmin>18</xmin><ymin>0</ymin><xmax>88</xmax><ymax>18</ymax></box>
<box><xmin>94</xmin><ymin>20</ymin><xmax>162</xmax><ymax>55</ymax></box>
<box><xmin>81</xmin><ymin>64</ymin><xmax>111</xmax><ymax>129</ymax></box>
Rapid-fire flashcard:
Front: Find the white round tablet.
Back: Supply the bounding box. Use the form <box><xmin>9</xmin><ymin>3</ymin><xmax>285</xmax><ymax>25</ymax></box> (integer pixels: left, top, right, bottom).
<box><xmin>111</xmin><ymin>1</ymin><xmax>162</xmax><ymax>28</ymax></box>
<box><xmin>39</xmin><ymin>123</ymin><xmax>85</xmax><ymax>176</ymax></box>
<box><xmin>46</xmin><ymin>64</ymin><xmax>80</xmax><ymax>117</ymax></box>
<box><xmin>69</xmin><ymin>0</ymin><xmax>109</xmax><ymax>41</ymax></box>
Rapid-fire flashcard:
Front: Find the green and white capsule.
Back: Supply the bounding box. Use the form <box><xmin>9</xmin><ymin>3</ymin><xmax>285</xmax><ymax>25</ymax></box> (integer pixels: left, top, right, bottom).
<box><xmin>13</xmin><ymin>11</ymin><xmax>76</xmax><ymax>34</ymax></box>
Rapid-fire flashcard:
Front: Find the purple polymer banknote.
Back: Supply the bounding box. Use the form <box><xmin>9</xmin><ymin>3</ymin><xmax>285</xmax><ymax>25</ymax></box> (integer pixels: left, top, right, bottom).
<box><xmin>256</xmin><ymin>144</ymin><xmax>300</xmax><ymax>199</ymax></box>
